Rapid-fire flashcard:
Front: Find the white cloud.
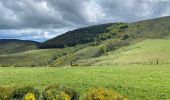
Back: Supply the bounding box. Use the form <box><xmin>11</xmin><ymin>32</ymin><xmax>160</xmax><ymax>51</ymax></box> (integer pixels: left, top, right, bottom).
<box><xmin>84</xmin><ymin>1</ymin><xmax>106</xmax><ymax>23</ymax></box>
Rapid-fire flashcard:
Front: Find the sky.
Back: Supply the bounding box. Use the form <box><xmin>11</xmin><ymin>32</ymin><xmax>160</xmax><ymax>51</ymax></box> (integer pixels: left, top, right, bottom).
<box><xmin>0</xmin><ymin>0</ymin><xmax>170</xmax><ymax>42</ymax></box>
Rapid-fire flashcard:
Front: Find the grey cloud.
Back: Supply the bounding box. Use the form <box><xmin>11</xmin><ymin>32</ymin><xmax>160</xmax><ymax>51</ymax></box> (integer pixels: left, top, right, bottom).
<box><xmin>0</xmin><ymin>0</ymin><xmax>170</xmax><ymax>41</ymax></box>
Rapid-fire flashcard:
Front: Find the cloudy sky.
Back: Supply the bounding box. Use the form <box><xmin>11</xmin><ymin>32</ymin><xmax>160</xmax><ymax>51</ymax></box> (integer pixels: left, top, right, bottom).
<box><xmin>0</xmin><ymin>0</ymin><xmax>170</xmax><ymax>42</ymax></box>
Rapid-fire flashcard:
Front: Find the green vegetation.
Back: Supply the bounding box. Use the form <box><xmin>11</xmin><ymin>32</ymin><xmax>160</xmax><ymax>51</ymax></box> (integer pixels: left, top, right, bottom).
<box><xmin>10</xmin><ymin>86</ymin><xmax>40</xmax><ymax>100</ymax></box>
<box><xmin>0</xmin><ymin>65</ymin><xmax>170</xmax><ymax>100</ymax></box>
<box><xmin>0</xmin><ymin>16</ymin><xmax>170</xmax><ymax>100</ymax></box>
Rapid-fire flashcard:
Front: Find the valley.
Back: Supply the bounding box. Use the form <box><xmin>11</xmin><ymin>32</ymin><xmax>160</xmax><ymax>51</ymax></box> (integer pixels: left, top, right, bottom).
<box><xmin>0</xmin><ymin>16</ymin><xmax>170</xmax><ymax>100</ymax></box>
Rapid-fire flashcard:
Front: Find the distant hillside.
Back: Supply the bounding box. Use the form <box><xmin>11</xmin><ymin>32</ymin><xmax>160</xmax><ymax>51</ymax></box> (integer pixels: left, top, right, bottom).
<box><xmin>39</xmin><ymin>23</ymin><xmax>122</xmax><ymax>48</ymax></box>
<box><xmin>0</xmin><ymin>39</ymin><xmax>40</xmax><ymax>55</ymax></box>
<box><xmin>127</xmin><ymin>16</ymin><xmax>170</xmax><ymax>38</ymax></box>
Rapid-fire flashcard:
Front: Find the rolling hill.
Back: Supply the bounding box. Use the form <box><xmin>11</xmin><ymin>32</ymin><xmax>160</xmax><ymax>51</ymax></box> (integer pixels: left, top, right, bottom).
<box><xmin>0</xmin><ymin>16</ymin><xmax>170</xmax><ymax>67</ymax></box>
<box><xmin>0</xmin><ymin>39</ymin><xmax>40</xmax><ymax>55</ymax></box>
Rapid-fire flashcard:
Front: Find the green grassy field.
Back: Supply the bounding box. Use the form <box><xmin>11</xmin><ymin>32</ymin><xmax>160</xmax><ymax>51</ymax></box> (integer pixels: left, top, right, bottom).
<box><xmin>0</xmin><ymin>65</ymin><xmax>170</xmax><ymax>100</ymax></box>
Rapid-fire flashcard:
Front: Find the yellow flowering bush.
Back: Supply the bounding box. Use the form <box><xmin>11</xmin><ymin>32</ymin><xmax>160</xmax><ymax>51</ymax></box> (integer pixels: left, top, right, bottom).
<box><xmin>9</xmin><ymin>86</ymin><xmax>40</xmax><ymax>100</ymax></box>
<box><xmin>24</xmin><ymin>92</ymin><xmax>35</xmax><ymax>100</ymax></box>
<box><xmin>42</xmin><ymin>84</ymin><xmax>79</xmax><ymax>100</ymax></box>
<box><xmin>83</xmin><ymin>88</ymin><xmax>126</xmax><ymax>100</ymax></box>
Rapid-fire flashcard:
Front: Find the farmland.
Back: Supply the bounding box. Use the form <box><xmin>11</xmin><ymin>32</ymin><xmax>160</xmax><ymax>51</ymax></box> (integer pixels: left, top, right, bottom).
<box><xmin>0</xmin><ymin>65</ymin><xmax>170</xmax><ymax>100</ymax></box>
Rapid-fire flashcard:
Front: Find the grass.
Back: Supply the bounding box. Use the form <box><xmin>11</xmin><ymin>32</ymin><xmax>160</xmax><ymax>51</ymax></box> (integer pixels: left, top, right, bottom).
<box><xmin>0</xmin><ymin>44</ymin><xmax>88</xmax><ymax>67</ymax></box>
<box><xmin>55</xmin><ymin>46</ymin><xmax>99</xmax><ymax>66</ymax></box>
<box><xmin>0</xmin><ymin>48</ymin><xmax>74</xmax><ymax>67</ymax></box>
<box><xmin>0</xmin><ymin>65</ymin><xmax>170</xmax><ymax>100</ymax></box>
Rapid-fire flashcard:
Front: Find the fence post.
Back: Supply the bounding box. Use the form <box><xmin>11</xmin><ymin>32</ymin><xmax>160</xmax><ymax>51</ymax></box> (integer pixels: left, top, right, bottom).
<box><xmin>156</xmin><ymin>59</ymin><xmax>158</xmax><ymax>65</ymax></box>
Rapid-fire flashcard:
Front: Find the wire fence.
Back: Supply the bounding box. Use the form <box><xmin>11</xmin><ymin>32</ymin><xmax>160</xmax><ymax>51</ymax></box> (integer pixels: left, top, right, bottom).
<box><xmin>113</xmin><ymin>59</ymin><xmax>170</xmax><ymax>65</ymax></box>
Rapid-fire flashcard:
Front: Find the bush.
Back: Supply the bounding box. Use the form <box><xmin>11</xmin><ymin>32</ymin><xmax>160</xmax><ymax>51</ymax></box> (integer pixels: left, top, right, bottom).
<box><xmin>83</xmin><ymin>88</ymin><xmax>126</xmax><ymax>100</ymax></box>
<box><xmin>42</xmin><ymin>84</ymin><xmax>79</xmax><ymax>100</ymax></box>
<box><xmin>9</xmin><ymin>86</ymin><xmax>40</xmax><ymax>100</ymax></box>
<box><xmin>95</xmin><ymin>46</ymin><xmax>107</xmax><ymax>57</ymax></box>
<box><xmin>122</xmin><ymin>34</ymin><xmax>129</xmax><ymax>40</ymax></box>
<box><xmin>98</xmin><ymin>33</ymin><xmax>112</xmax><ymax>40</ymax></box>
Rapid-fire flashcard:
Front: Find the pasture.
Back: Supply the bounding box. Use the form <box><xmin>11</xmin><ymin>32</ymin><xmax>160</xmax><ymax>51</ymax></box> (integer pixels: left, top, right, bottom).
<box><xmin>77</xmin><ymin>39</ymin><xmax>170</xmax><ymax>66</ymax></box>
<box><xmin>0</xmin><ymin>65</ymin><xmax>170</xmax><ymax>100</ymax></box>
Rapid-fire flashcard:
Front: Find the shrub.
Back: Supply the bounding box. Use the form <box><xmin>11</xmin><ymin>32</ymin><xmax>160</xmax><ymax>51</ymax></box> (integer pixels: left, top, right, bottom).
<box><xmin>83</xmin><ymin>88</ymin><xmax>126</xmax><ymax>100</ymax></box>
<box><xmin>9</xmin><ymin>86</ymin><xmax>40</xmax><ymax>100</ymax></box>
<box><xmin>0</xmin><ymin>86</ymin><xmax>15</xmax><ymax>100</ymax></box>
<box><xmin>42</xmin><ymin>84</ymin><xmax>79</xmax><ymax>100</ymax></box>
<box><xmin>98</xmin><ymin>33</ymin><xmax>112</xmax><ymax>40</ymax></box>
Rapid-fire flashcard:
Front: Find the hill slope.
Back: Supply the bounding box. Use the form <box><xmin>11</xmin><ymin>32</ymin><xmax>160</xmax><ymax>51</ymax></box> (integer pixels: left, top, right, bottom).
<box><xmin>40</xmin><ymin>16</ymin><xmax>170</xmax><ymax>49</ymax></box>
<box><xmin>0</xmin><ymin>44</ymin><xmax>88</xmax><ymax>67</ymax></box>
<box><xmin>0</xmin><ymin>48</ymin><xmax>71</xmax><ymax>67</ymax></box>
<box><xmin>39</xmin><ymin>23</ymin><xmax>119</xmax><ymax>48</ymax></box>
<box><xmin>0</xmin><ymin>39</ymin><xmax>40</xmax><ymax>55</ymax></box>
<box><xmin>127</xmin><ymin>16</ymin><xmax>170</xmax><ymax>39</ymax></box>
<box><xmin>76</xmin><ymin>39</ymin><xmax>170</xmax><ymax>66</ymax></box>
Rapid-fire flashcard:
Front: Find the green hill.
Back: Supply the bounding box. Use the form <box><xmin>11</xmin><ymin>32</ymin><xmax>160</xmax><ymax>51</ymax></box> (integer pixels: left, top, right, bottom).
<box><xmin>0</xmin><ymin>39</ymin><xmax>40</xmax><ymax>55</ymax></box>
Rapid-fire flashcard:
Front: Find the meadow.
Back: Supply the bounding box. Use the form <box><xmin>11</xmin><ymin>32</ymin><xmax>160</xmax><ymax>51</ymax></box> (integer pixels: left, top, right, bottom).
<box><xmin>0</xmin><ymin>65</ymin><xmax>170</xmax><ymax>100</ymax></box>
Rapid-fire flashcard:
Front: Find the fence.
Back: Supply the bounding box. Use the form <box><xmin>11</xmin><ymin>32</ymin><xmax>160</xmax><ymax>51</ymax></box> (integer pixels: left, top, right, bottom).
<box><xmin>113</xmin><ymin>59</ymin><xmax>170</xmax><ymax>65</ymax></box>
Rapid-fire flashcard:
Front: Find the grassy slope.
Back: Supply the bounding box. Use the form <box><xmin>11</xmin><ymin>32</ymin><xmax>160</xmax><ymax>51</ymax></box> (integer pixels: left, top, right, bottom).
<box><xmin>0</xmin><ymin>48</ymin><xmax>75</xmax><ymax>67</ymax></box>
<box><xmin>0</xmin><ymin>40</ymin><xmax>39</xmax><ymax>55</ymax></box>
<box><xmin>55</xmin><ymin>45</ymin><xmax>99</xmax><ymax>66</ymax></box>
<box><xmin>0</xmin><ymin>65</ymin><xmax>170</xmax><ymax>100</ymax></box>
<box><xmin>76</xmin><ymin>39</ymin><xmax>170</xmax><ymax>66</ymax></box>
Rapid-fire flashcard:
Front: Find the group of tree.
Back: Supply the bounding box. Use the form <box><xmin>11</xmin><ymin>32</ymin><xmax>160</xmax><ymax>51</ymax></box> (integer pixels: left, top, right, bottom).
<box><xmin>39</xmin><ymin>22</ymin><xmax>129</xmax><ymax>49</ymax></box>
